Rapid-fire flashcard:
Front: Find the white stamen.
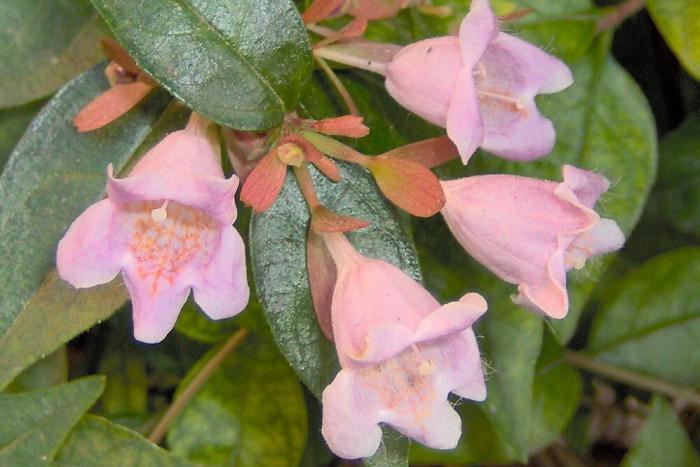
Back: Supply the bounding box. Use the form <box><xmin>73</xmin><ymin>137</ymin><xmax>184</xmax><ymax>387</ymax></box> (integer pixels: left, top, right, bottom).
<box><xmin>151</xmin><ymin>200</ymin><xmax>170</xmax><ymax>222</ymax></box>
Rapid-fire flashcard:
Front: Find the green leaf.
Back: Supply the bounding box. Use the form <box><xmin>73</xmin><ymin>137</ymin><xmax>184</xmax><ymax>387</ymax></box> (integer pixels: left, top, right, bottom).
<box><xmin>56</xmin><ymin>415</ymin><xmax>193</xmax><ymax>466</ymax></box>
<box><xmin>646</xmin><ymin>0</ymin><xmax>700</xmax><ymax>80</ymax></box>
<box><xmin>364</xmin><ymin>429</ymin><xmax>410</xmax><ymax>467</ymax></box>
<box><xmin>0</xmin><ymin>376</ymin><xmax>104</xmax><ymax>465</ymax></box>
<box><xmin>5</xmin><ymin>347</ymin><xmax>68</xmax><ymax>394</ymax></box>
<box><xmin>529</xmin><ymin>332</ymin><xmax>582</xmax><ymax>453</ymax></box>
<box><xmin>621</xmin><ymin>397</ymin><xmax>700</xmax><ymax>467</ymax></box>
<box><xmin>0</xmin><ymin>64</ymin><xmax>174</xmax><ymax>390</ymax></box>
<box><xmin>587</xmin><ymin>248</ymin><xmax>700</xmax><ymax>386</ymax></box>
<box><xmin>0</xmin><ymin>0</ymin><xmax>107</xmax><ymax>108</ymax></box>
<box><xmin>0</xmin><ymin>99</ymin><xmax>47</xmax><ymax>172</ymax></box>
<box><xmin>654</xmin><ymin>112</ymin><xmax>700</xmax><ymax>237</ymax></box>
<box><xmin>91</xmin><ymin>0</ymin><xmax>312</xmax><ymax>130</ymax></box>
<box><xmin>167</xmin><ymin>334</ymin><xmax>307</xmax><ymax>467</ymax></box>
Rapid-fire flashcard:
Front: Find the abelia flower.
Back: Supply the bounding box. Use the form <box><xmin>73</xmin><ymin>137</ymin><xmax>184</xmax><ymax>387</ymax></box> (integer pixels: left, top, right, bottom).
<box><xmin>384</xmin><ymin>0</ymin><xmax>573</xmax><ymax>163</ymax></box>
<box><xmin>320</xmin><ymin>233</ymin><xmax>487</xmax><ymax>459</ymax></box>
<box><xmin>440</xmin><ymin>165</ymin><xmax>624</xmax><ymax>319</ymax></box>
<box><xmin>57</xmin><ymin>117</ymin><xmax>249</xmax><ymax>343</ymax></box>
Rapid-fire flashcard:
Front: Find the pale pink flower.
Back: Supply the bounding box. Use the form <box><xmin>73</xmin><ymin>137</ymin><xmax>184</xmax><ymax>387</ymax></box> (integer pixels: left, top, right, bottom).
<box><xmin>320</xmin><ymin>233</ymin><xmax>487</xmax><ymax>459</ymax></box>
<box><xmin>57</xmin><ymin>117</ymin><xmax>249</xmax><ymax>343</ymax></box>
<box><xmin>440</xmin><ymin>165</ymin><xmax>624</xmax><ymax>319</ymax></box>
<box><xmin>384</xmin><ymin>0</ymin><xmax>573</xmax><ymax>163</ymax></box>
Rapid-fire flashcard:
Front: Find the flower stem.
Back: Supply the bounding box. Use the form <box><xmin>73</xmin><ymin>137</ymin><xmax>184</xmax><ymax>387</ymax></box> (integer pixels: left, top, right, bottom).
<box><xmin>314</xmin><ymin>46</ymin><xmax>389</xmax><ymax>75</ymax></box>
<box><xmin>293</xmin><ymin>165</ymin><xmax>321</xmax><ymax>208</ymax></box>
<box><xmin>565</xmin><ymin>351</ymin><xmax>700</xmax><ymax>408</ymax></box>
<box><xmin>315</xmin><ymin>56</ymin><xmax>360</xmax><ymax>116</ymax></box>
<box><xmin>597</xmin><ymin>0</ymin><xmax>646</xmax><ymax>33</ymax></box>
<box><xmin>300</xmin><ymin>130</ymin><xmax>369</xmax><ymax>166</ymax></box>
<box><xmin>148</xmin><ymin>328</ymin><xmax>249</xmax><ymax>444</ymax></box>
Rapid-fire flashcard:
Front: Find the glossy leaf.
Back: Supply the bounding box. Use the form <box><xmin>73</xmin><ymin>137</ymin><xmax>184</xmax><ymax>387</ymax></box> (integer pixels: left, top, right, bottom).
<box><xmin>0</xmin><ymin>376</ymin><xmax>104</xmax><ymax>465</ymax></box>
<box><xmin>0</xmin><ymin>99</ymin><xmax>47</xmax><ymax>171</ymax></box>
<box><xmin>167</xmin><ymin>334</ymin><xmax>307</xmax><ymax>467</ymax></box>
<box><xmin>0</xmin><ymin>0</ymin><xmax>107</xmax><ymax>108</ymax></box>
<box><xmin>646</xmin><ymin>0</ymin><xmax>700</xmax><ymax>80</ymax></box>
<box><xmin>621</xmin><ymin>397</ymin><xmax>700</xmax><ymax>467</ymax></box>
<box><xmin>56</xmin><ymin>415</ymin><xmax>193</xmax><ymax>467</ymax></box>
<box><xmin>588</xmin><ymin>248</ymin><xmax>700</xmax><ymax>386</ymax></box>
<box><xmin>0</xmin><ymin>64</ymin><xmax>173</xmax><ymax>390</ymax></box>
<box><xmin>91</xmin><ymin>0</ymin><xmax>312</xmax><ymax>130</ymax></box>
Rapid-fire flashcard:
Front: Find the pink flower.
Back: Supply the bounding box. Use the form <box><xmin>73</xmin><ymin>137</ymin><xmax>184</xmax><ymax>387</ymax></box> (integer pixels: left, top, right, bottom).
<box><xmin>320</xmin><ymin>233</ymin><xmax>487</xmax><ymax>459</ymax></box>
<box><xmin>57</xmin><ymin>117</ymin><xmax>249</xmax><ymax>343</ymax></box>
<box><xmin>384</xmin><ymin>0</ymin><xmax>573</xmax><ymax>163</ymax></box>
<box><xmin>440</xmin><ymin>165</ymin><xmax>624</xmax><ymax>319</ymax></box>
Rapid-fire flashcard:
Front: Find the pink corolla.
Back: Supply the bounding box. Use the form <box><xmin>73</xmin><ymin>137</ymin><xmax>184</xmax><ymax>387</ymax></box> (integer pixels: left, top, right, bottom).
<box><xmin>57</xmin><ymin>116</ymin><xmax>249</xmax><ymax>343</ymax></box>
<box><xmin>384</xmin><ymin>0</ymin><xmax>573</xmax><ymax>163</ymax></box>
<box><xmin>440</xmin><ymin>165</ymin><xmax>624</xmax><ymax>319</ymax></box>
<box><xmin>320</xmin><ymin>233</ymin><xmax>487</xmax><ymax>459</ymax></box>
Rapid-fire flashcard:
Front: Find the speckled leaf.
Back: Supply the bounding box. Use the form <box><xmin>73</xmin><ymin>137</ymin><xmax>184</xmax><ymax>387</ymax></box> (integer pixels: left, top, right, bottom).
<box><xmin>91</xmin><ymin>0</ymin><xmax>312</xmax><ymax>130</ymax></box>
<box><xmin>167</xmin><ymin>334</ymin><xmax>307</xmax><ymax>467</ymax></box>
<box><xmin>56</xmin><ymin>415</ymin><xmax>193</xmax><ymax>466</ymax></box>
<box><xmin>0</xmin><ymin>0</ymin><xmax>107</xmax><ymax>108</ymax></box>
<box><xmin>588</xmin><ymin>248</ymin><xmax>700</xmax><ymax>386</ymax></box>
<box><xmin>0</xmin><ymin>99</ymin><xmax>47</xmax><ymax>172</ymax></box>
<box><xmin>621</xmin><ymin>397</ymin><xmax>700</xmax><ymax>467</ymax></box>
<box><xmin>0</xmin><ymin>376</ymin><xmax>104</xmax><ymax>465</ymax></box>
<box><xmin>646</xmin><ymin>0</ymin><xmax>700</xmax><ymax>80</ymax></box>
<box><xmin>0</xmin><ymin>64</ymin><xmax>174</xmax><ymax>390</ymax></box>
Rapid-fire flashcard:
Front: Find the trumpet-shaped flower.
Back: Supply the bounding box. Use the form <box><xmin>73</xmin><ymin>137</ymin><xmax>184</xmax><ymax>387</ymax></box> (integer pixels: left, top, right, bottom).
<box><xmin>384</xmin><ymin>0</ymin><xmax>573</xmax><ymax>163</ymax></box>
<box><xmin>440</xmin><ymin>165</ymin><xmax>624</xmax><ymax>319</ymax></box>
<box><xmin>320</xmin><ymin>233</ymin><xmax>487</xmax><ymax>459</ymax></box>
<box><xmin>57</xmin><ymin>117</ymin><xmax>249</xmax><ymax>343</ymax></box>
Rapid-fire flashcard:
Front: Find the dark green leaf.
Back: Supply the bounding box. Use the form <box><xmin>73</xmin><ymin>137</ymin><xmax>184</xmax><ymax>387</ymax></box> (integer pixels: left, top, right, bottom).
<box><xmin>91</xmin><ymin>0</ymin><xmax>312</xmax><ymax>130</ymax></box>
<box><xmin>646</xmin><ymin>0</ymin><xmax>700</xmax><ymax>80</ymax></box>
<box><xmin>0</xmin><ymin>0</ymin><xmax>107</xmax><ymax>108</ymax></box>
<box><xmin>529</xmin><ymin>333</ymin><xmax>582</xmax><ymax>453</ymax></box>
<box><xmin>0</xmin><ymin>99</ymin><xmax>47</xmax><ymax>171</ymax></box>
<box><xmin>56</xmin><ymin>415</ymin><xmax>193</xmax><ymax>466</ymax></box>
<box><xmin>587</xmin><ymin>248</ymin><xmax>700</xmax><ymax>386</ymax></box>
<box><xmin>167</xmin><ymin>334</ymin><xmax>307</xmax><ymax>467</ymax></box>
<box><xmin>0</xmin><ymin>376</ymin><xmax>104</xmax><ymax>465</ymax></box>
<box><xmin>5</xmin><ymin>347</ymin><xmax>68</xmax><ymax>394</ymax></box>
<box><xmin>0</xmin><ymin>64</ymin><xmax>174</xmax><ymax>390</ymax></box>
<box><xmin>621</xmin><ymin>397</ymin><xmax>700</xmax><ymax>467</ymax></box>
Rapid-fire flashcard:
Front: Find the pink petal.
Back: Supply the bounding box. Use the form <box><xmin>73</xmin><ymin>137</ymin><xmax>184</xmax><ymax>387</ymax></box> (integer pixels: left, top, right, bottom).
<box><xmin>414</xmin><ymin>292</ymin><xmax>487</xmax><ymax>342</ymax></box>
<box><xmin>458</xmin><ymin>0</ymin><xmax>498</xmax><ymax>68</ymax></box>
<box><xmin>451</xmin><ymin>331</ymin><xmax>488</xmax><ymax>401</ymax></box>
<box><xmin>385</xmin><ymin>37</ymin><xmax>463</xmax><ymax>127</ymax></box>
<box><xmin>559</xmin><ymin>164</ymin><xmax>610</xmax><ymax>209</ymax></box>
<box><xmin>123</xmin><ymin>271</ymin><xmax>191</xmax><ymax>344</ymax></box>
<box><xmin>446</xmin><ymin>69</ymin><xmax>484</xmax><ymax>164</ymax></box>
<box><xmin>192</xmin><ymin>225</ymin><xmax>249</xmax><ymax>320</ymax></box>
<box><xmin>321</xmin><ymin>369</ymin><xmax>384</xmax><ymax>459</ymax></box>
<box><xmin>566</xmin><ymin>218</ymin><xmax>625</xmax><ymax>270</ymax></box>
<box><xmin>389</xmin><ymin>399</ymin><xmax>462</xmax><ymax>450</ymax></box>
<box><xmin>514</xmin><ymin>249</ymin><xmax>569</xmax><ymax>319</ymax></box>
<box><xmin>56</xmin><ymin>199</ymin><xmax>121</xmax><ymax>288</ymax></box>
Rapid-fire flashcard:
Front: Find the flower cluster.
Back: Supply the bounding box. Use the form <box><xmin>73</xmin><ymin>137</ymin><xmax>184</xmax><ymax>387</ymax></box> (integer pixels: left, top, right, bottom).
<box><xmin>57</xmin><ymin>0</ymin><xmax>624</xmax><ymax>461</ymax></box>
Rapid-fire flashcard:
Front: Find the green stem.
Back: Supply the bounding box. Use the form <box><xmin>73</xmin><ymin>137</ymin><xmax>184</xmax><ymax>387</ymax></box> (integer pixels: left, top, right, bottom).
<box><xmin>315</xmin><ymin>56</ymin><xmax>360</xmax><ymax>116</ymax></box>
<box><xmin>565</xmin><ymin>351</ymin><xmax>700</xmax><ymax>408</ymax></box>
<box><xmin>148</xmin><ymin>328</ymin><xmax>249</xmax><ymax>444</ymax></box>
<box><xmin>300</xmin><ymin>130</ymin><xmax>369</xmax><ymax>166</ymax></box>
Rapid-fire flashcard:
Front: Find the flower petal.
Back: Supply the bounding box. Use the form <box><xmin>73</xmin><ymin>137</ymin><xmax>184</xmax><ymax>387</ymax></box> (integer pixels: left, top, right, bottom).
<box><xmin>387</xmin><ymin>398</ymin><xmax>462</xmax><ymax>450</ymax></box>
<box><xmin>451</xmin><ymin>331</ymin><xmax>488</xmax><ymax>401</ymax></box>
<box><xmin>56</xmin><ymin>199</ymin><xmax>121</xmax><ymax>288</ymax></box>
<box><xmin>321</xmin><ymin>369</ymin><xmax>384</xmax><ymax>459</ymax></box>
<box><xmin>124</xmin><ymin>271</ymin><xmax>190</xmax><ymax>344</ymax></box>
<box><xmin>414</xmin><ymin>292</ymin><xmax>487</xmax><ymax>342</ymax></box>
<box><xmin>192</xmin><ymin>225</ymin><xmax>249</xmax><ymax>320</ymax></box>
<box><xmin>458</xmin><ymin>0</ymin><xmax>498</xmax><ymax>68</ymax></box>
<box><xmin>446</xmin><ymin>69</ymin><xmax>484</xmax><ymax>164</ymax></box>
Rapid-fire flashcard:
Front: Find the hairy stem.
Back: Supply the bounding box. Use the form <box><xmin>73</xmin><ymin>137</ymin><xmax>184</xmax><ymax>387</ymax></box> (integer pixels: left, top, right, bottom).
<box><xmin>315</xmin><ymin>56</ymin><xmax>360</xmax><ymax>116</ymax></box>
<box><xmin>314</xmin><ymin>46</ymin><xmax>388</xmax><ymax>75</ymax></box>
<box><xmin>565</xmin><ymin>351</ymin><xmax>700</xmax><ymax>408</ymax></box>
<box><xmin>597</xmin><ymin>0</ymin><xmax>646</xmax><ymax>33</ymax></box>
<box><xmin>148</xmin><ymin>328</ymin><xmax>249</xmax><ymax>444</ymax></box>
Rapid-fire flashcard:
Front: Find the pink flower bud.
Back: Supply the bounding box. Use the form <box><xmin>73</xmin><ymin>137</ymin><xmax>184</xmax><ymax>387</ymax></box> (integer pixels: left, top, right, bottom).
<box><xmin>57</xmin><ymin>118</ymin><xmax>249</xmax><ymax>343</ymax></box>
<box><xmin>320</xmin><ymin>233</ymin><xmax>487</xmax><ymax>459</ymax></box>
<box><xmin>440</xmin><ymin>165</ymin><xmax>625</xmax><ymax>319</ymax></box>
<box><xmin>384</xmin><ymin>0</ymin><xmax>573</xmax><ymax>163</ymax></box>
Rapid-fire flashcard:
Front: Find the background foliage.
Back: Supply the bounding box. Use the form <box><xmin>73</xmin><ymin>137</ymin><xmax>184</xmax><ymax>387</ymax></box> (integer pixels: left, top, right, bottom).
<box><xmin>0</xmin><ymin>0</ymin><xmax>699</xmax><ymax>466</ymax></box>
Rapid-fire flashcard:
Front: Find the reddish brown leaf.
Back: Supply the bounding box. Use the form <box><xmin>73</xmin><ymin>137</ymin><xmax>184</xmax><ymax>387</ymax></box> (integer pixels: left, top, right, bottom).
<box><xmin>368</xmin><ymin>156</ymin><xmax>445</xmax><ymax>217</ymax></box>
<box><xmin>73</xmin><ymin>81</ymin><xmax>154</xmax><ymax>132</ymax></box>
<box><xmin>311</xmin><ymin>205</ymin><xmax>370</xmax><ymax>233</ymax></box>
<box><xmin>285</xmin><ymin>134</ymin><xmax>341</xmax><ymax>182</ymax></box>
<box><xmin>311</xmin><ymin>115</ymin><xmax>370</xmax><ymax>138</ymax></box>
<box><xmin>307</xmin><ymin>231</ymin><xmax>336</xmax><ymax>341</ymax></box>
<box><xmin>239</xmin><ymin>148</ymin><xmax>288</xmax><ymax>212</ymax></box>
<box><xmin>382</xmin><ymin>136</ymin><xmax>458</xmax><ymax>168</ymax></box>
<box><xmin>302</xmin><ymin>0</ymin><xmax>344</xmax><ymax>23</ymax></box>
